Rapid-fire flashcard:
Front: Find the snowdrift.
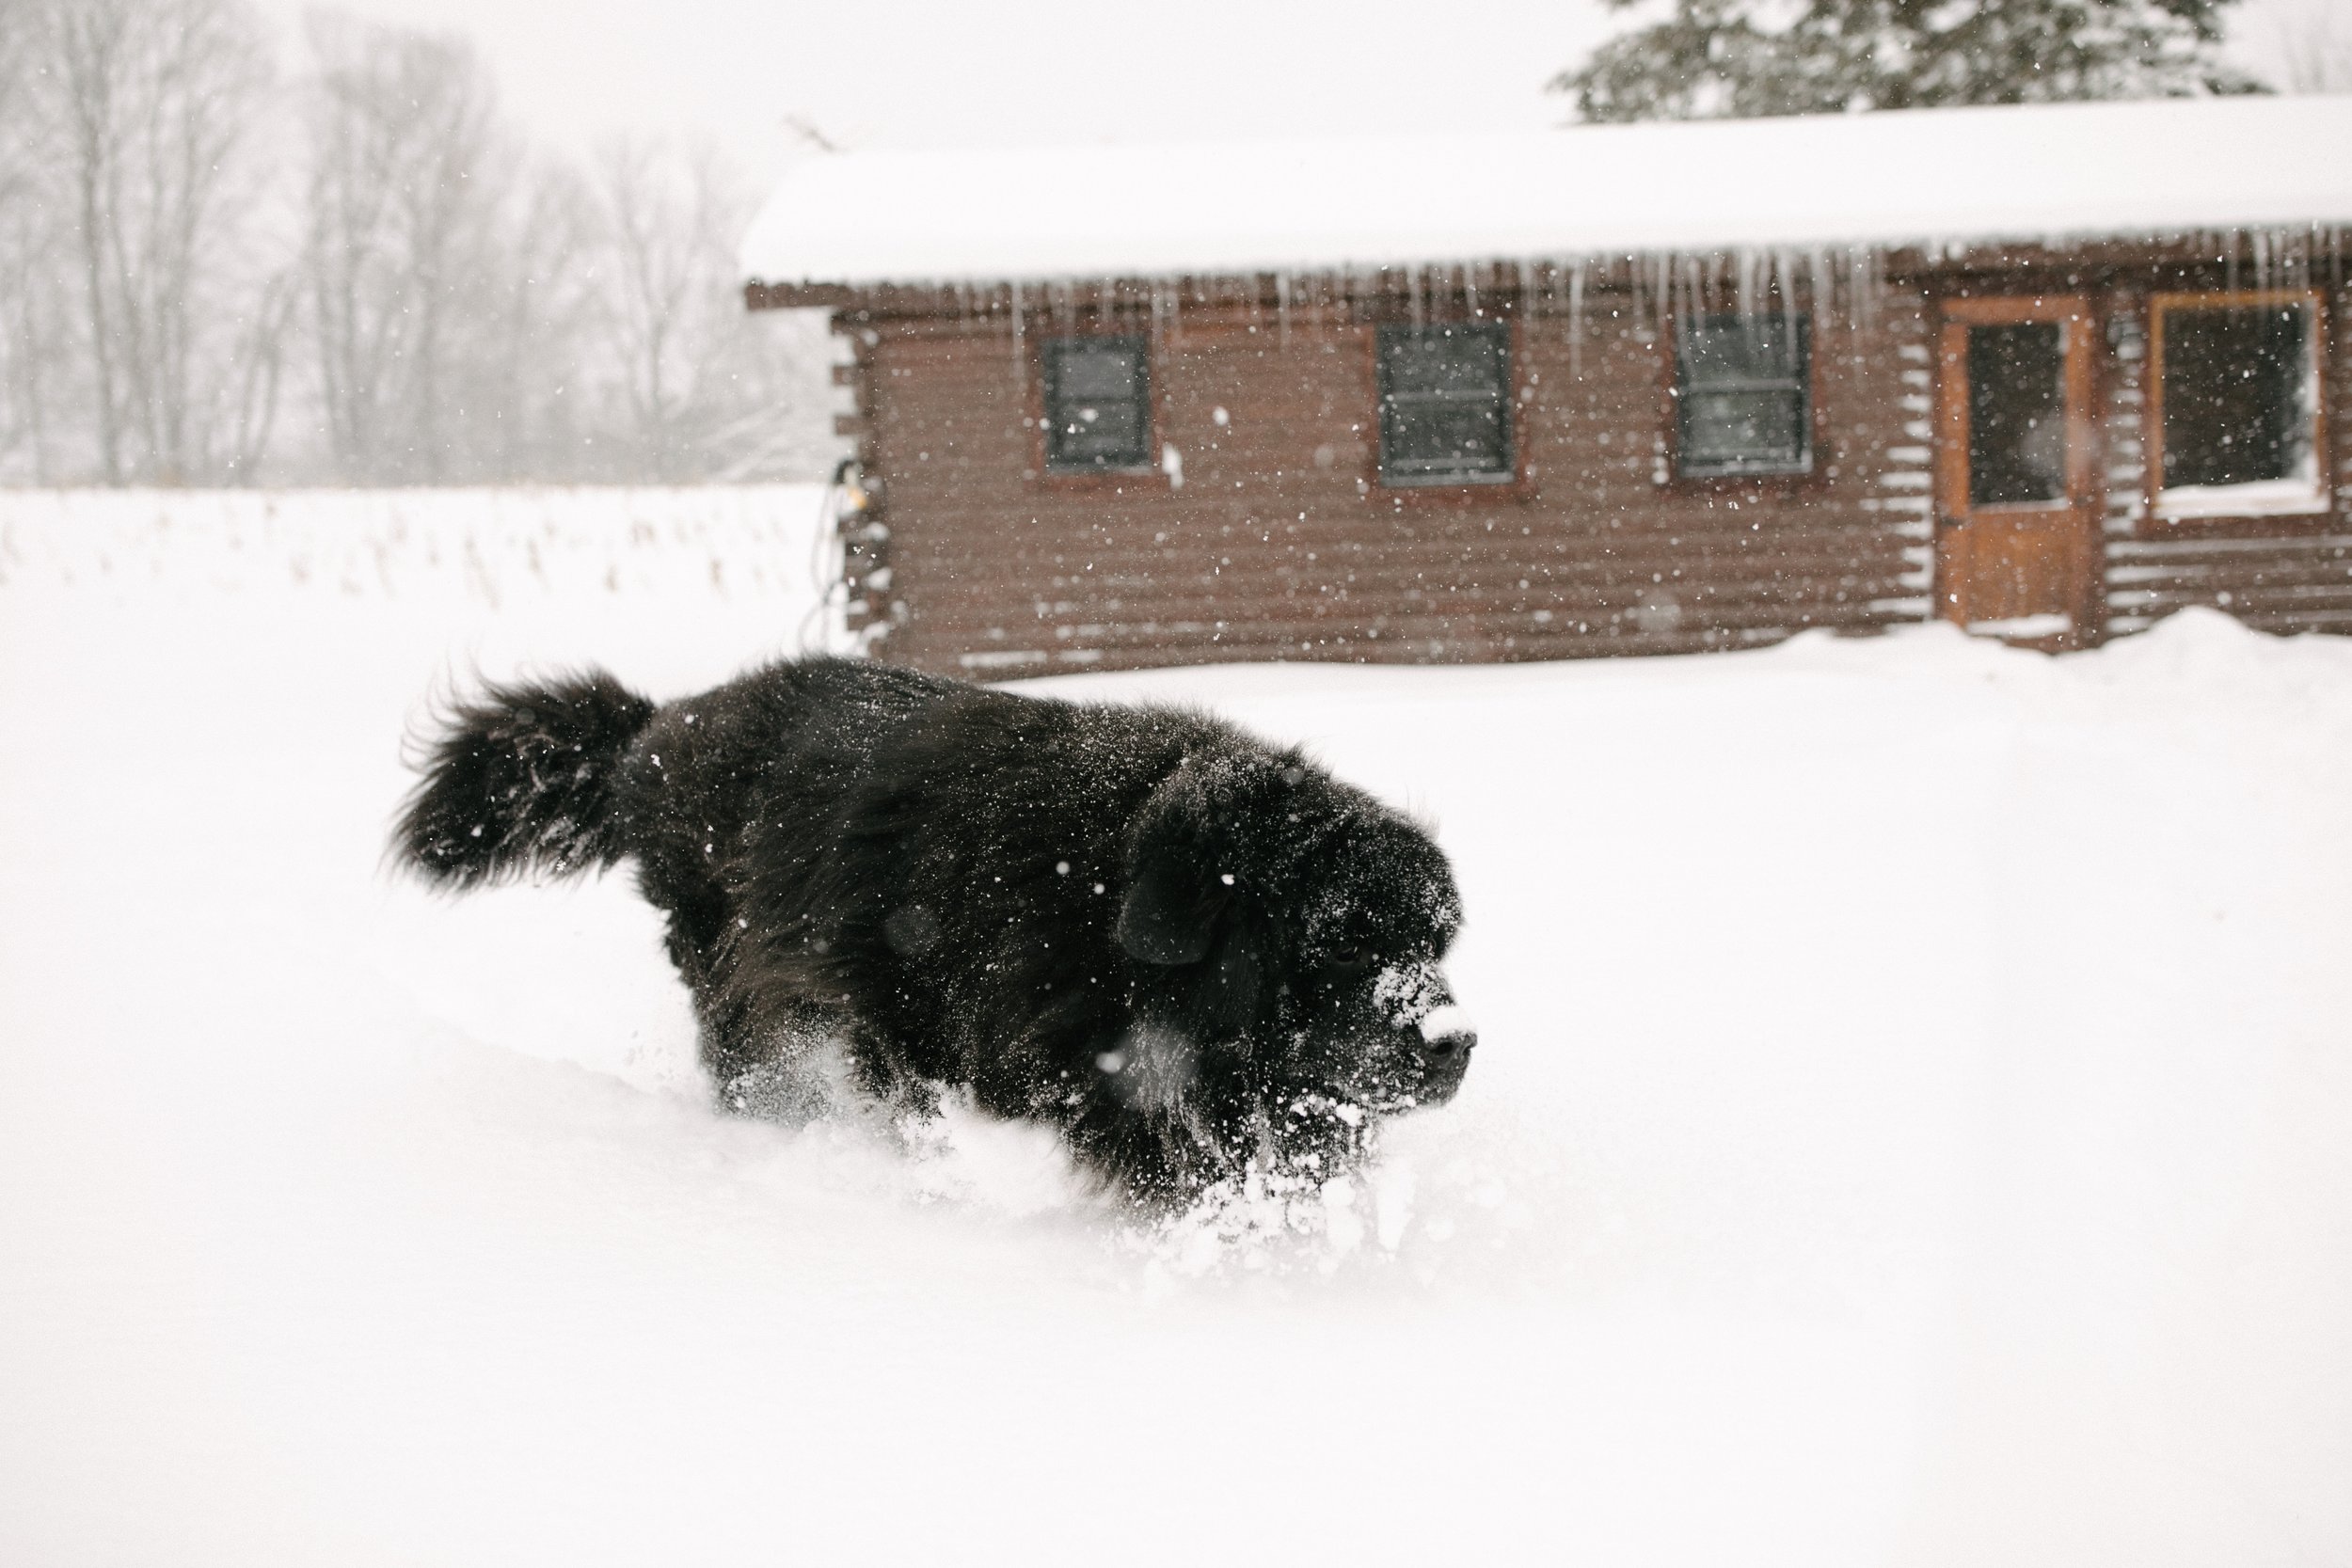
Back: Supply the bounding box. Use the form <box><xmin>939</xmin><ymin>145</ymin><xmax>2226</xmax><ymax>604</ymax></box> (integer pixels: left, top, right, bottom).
<box><xmin>2</xmin><ymin>486</ymin><xmax>2347</xmax><ymax>1566</ymax></box>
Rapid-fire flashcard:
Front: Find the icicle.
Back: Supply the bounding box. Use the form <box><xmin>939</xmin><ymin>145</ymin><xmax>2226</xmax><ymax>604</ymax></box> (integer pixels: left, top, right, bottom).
<box><xmin>1844</xmin><ymin>245</ymin><xmax>1883</xmax><ymax>337</ymax></box>
<box><xmin>1771</xmin><ymin>247</ymin><xmax>1798</xmax><ymax>341</ymax></box>
<box><xmin>1275</xmin><ymin>270</ymin><xmax>1292</xmax><ymax>347</ymax></box>
<box><xmin>1464</xmin><ymin>261</ymin><xmax>1480</xmax><ymax>321</ymax></box>
<box><xmin>1567</xmin><ymin>259</ymin><xmax>1586</xmax><ymax>380</ymax></box>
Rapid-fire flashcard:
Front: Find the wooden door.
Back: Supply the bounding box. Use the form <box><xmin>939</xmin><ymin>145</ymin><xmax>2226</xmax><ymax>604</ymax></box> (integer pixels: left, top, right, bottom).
<box><xmin>1935</xmin><ymin>296</ymin><xmax>2099</xmax><ymax>644</ymax></box>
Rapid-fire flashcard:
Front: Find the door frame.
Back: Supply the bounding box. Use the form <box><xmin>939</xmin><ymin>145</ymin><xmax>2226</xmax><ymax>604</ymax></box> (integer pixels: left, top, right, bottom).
<box><xmin>1934</xmin><ymin>293</ymin><xmax>2102</xmax><ymax>645</ymax></box>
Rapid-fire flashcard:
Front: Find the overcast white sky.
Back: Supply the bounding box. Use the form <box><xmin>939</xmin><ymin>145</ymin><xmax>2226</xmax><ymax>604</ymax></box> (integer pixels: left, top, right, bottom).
<box><xmin>239</xmin><ymin>0</ymin><xmax>1617</xmax><ymax>172</ymax></box>
<box><xmin>250</xmin><ymin>0</ymin><xmax>2333</xmax><ymax>182</ymax></box>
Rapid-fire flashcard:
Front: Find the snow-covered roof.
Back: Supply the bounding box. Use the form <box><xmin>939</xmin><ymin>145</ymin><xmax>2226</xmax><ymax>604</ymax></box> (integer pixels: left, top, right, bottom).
<box><xmin>740</xmin><ymin>95</ymin><xmax>2352</xmax><ymax>290</ymax></box>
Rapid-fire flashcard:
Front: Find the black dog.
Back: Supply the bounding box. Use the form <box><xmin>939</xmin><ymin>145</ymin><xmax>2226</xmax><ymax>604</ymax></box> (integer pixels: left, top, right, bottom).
<box><xmin>395</xmin><ymin>657</ymin><xmax>1473</xmax><ymax>1200</ymax></box>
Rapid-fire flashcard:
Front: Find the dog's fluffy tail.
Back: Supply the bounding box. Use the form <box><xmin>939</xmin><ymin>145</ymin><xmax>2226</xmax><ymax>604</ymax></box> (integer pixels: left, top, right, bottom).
<box><xmin>395</xmin><ymin>670</ymin><xmax>657</xmax><ymax>888</ymax></box>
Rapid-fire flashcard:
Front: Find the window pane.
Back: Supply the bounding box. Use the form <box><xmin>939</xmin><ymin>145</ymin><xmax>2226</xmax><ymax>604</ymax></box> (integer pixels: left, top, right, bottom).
<box><xmin>1057</xmin><ymin>343</ymin><xmax>1142</xmax><ymax>401</ymax></box>
<box><xmin>1683</xmin><ymin>389</ymin><xmax>1805</xmax><ymax>468</ymax></box>
<box><xmin>1966</xmin><ymin>321</ymin><xmax>2066</xmax><ymax>506</ymax></box>
<box><xmin>1677</xmin><ymin>315</ymin><xmax>1809</xmax><ymax>474</ymax></box>
<box><xmin>1387</xmin><ymin>403</ymin><xmax>1509</xmax><ymax>475</ymax></box>
<box><xmin>1378</xmin><ymin>323</ymin><xmax>1513</xmax><ymax>484</ymax></box>
<box><xmin>1044</xmin><ymin>337</ymin><xmax>1150</xmax><ymax>471</ymax></box>
<box><xmin>1682</xmin><ymin>316</ymin><xmax>1804</xmax><ymax>384</ymax></box>
<box><xmin>2161</xmin><ymin>304</ymin><xmax>2312</xmax><ymax>490</ymax></box>
<box><xmin>1385</xmin><ymin>331</ymin><xmax>1505</xmax><ymax>397</ymax></box>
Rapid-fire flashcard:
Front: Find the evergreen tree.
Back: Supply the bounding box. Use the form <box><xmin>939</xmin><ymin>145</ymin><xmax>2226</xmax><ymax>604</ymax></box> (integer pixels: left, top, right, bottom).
<box><xmin>1554</xmin><ymin>0</ymin><xmax>2265</xmax><ymax>123</ymax></box>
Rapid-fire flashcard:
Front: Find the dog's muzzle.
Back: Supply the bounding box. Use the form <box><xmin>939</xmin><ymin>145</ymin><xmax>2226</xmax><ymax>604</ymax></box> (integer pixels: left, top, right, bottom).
<box><xmin>1411</xmin><ymin>1003</ymin><xmax>1476</xmax><ymax>1102</ymax></box>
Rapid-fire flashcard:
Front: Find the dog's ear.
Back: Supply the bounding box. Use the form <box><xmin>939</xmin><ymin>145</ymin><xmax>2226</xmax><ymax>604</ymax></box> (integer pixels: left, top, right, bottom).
<box><xmin>1117</xmin><ymin>855</ymin><xmax>1221</xmax><ymax>965</ymax></box>
<box><xmin>1116</xmin><ymin>761</ymin><xmax>1228</xmax><ymax>966</ymax></box>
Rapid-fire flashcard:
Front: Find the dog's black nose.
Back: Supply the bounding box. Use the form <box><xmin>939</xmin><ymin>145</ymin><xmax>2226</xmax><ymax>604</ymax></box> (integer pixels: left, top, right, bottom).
<box><xmin>1422</xmin><ymin>1027</ymin><xmax>1476</xmax><ymax>1060</ymax></box>
<box><xmin>1413</xmin><ymin>1023</ymin><xmax>1475</xmax><ymax>1105</ymax></box>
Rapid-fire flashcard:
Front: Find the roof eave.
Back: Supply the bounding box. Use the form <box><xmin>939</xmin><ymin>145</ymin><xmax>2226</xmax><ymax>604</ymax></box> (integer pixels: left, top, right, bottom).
<box><xmin>747</xmin><ymin>226</ymin><xmax>2352</xmax><ymax>317</ymax></box>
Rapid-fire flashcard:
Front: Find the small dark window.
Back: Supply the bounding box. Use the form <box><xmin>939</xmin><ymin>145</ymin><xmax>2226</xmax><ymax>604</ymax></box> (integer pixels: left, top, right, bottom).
<box><xmin>1377</xmin><ymin>323</ymin><xmax>1514</xmax><ymax>485</ymax></box>
<box><xmin>1966</xmin><ymin>321</ymin><xmax>2067</xmax><ymax>506</ymax></box>
<box><xmin>1677</xmin><ymin>315</ymin><xmax>1811</xmax><ymax>478</ymax></box>
<box><xmin>1042</xmin><ymin>337</ymin><xmax>1151</xmax><ymax>471</ymax></box>
<box><xmin>2160</xmin><ymin>302</ymin><xmax>2313</xmax><ymax>491</ymax></box>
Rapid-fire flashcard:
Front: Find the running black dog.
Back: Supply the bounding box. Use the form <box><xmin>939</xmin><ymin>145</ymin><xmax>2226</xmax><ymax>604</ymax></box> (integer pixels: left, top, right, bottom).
<box><xmin>395</xmin><ymin>657</ymin><xmax>1473</xmax><ymax>1199</ymax></box>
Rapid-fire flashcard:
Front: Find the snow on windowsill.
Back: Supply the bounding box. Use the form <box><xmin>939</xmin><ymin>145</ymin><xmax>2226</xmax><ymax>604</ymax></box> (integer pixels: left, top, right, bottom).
<box><xmin>2153</xmin><ymin>479</ymin><xmax>2332</xmax><ymax>521</ymax></box>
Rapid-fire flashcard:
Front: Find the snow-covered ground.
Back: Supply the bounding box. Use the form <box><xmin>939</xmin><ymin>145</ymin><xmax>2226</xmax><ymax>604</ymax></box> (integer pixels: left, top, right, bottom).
<box><xmin>3</xmin><ymin>486</ymin><xmax>2348</xmax><ymax>1567</ymax></box>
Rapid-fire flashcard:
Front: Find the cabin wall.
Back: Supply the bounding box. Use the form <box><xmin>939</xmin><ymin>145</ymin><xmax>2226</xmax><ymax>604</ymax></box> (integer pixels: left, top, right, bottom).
<box><xmin>842</xmin><ymin>293</ymin><xmax>1934</xmax><ymax>675</ymax></box>
<box><xmin>832</xmin><ymin>274</ymin><xmax>2351</xmax><ymax>673</ymax></box>
<box><xmin>2101</xmin><ymin>283</ymin><xmax>2352</xmax><ymax>636</ymax></box>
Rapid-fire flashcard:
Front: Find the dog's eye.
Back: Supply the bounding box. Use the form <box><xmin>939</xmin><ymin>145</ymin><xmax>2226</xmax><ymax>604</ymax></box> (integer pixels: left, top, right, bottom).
<box><xmin>1323</xmin><ymin>944</ymin><xmax>1374</xmax><ymax>976</ymax></box>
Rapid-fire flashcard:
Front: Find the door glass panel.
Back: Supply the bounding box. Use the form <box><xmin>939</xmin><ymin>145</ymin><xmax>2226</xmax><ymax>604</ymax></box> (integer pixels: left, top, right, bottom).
<box><xmin>1966</xmin><ymin>321</ymin><xmax>2066</xmax><ymax>506</ymax></box>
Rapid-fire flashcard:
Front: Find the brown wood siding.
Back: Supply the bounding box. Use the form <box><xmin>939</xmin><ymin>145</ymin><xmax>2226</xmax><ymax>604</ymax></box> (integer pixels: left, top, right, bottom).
<box><xmin>804</xmin><ymin>249</ymin><xmax>2352</xmax><ymax>670</ymax></box>
<box><xmin>850</xmin><ymin>292</ymin><xmax>1935</xmax><ymax>674</ymax></box>
<box><xmin>2102</xmin><ymin>284</ymin><xmax>2352</xmax><ymax>637</ymax></box>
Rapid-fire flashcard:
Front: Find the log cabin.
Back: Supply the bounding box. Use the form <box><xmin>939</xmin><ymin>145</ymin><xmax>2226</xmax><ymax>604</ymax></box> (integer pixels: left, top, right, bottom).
<box><xmin>741</xmin><ymin>96</ymin><xmax>2352</xmax><ymax>673</ymax></box>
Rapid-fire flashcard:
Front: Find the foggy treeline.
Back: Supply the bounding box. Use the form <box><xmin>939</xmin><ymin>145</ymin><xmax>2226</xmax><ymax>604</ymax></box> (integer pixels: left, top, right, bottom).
<box><xmin>0</xmin><ymin>0</ymin><xmax>839</xmax><ymax>488</ymax></box>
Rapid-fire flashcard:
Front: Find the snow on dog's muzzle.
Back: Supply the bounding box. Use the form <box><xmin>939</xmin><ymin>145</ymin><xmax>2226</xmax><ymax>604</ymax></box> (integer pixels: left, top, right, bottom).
<box><xmin>1416</xmin><ymin>1003</ymin><xmax>1476</xmax><ymax>1058</ymax></box>
<box><xmin>1375</xmin><ymin>962</ymin><xmax>1476</xmax><ymax>1095</ymax></box>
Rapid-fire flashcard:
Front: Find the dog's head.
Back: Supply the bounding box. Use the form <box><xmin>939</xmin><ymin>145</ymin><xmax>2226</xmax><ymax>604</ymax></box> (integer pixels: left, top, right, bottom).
<box><xmin>1108</xmin><ymin>747</ymin><xmax>1470</xmax><ymax>1176</ymax></box>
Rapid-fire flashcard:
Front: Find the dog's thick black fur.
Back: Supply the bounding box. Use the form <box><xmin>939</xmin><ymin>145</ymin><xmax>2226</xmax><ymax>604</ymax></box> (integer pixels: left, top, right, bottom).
<box><xmin>396</xmin><ymin>657</ymin><xmax>1472</xmax><ymax>1200</ymax></box>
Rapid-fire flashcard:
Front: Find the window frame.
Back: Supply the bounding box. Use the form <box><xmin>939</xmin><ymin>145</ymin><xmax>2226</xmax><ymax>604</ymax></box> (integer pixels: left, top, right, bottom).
<box><xmin>1039</xmin><ymin>333</ymin><xmax>1156</xmax><ymax>477</ymax></box>
<box><xmin>1374</xmin><ymin>320</ymin><xmax>1518</xmax><ymax>489</ymax></box>
<box><xmin>2145</xmin><ymin>288</ymin><xmax>2330</xmax><ymax>524</ymax></box>
<box><xmin>1669</xmin><ymin>311</ymin><xmax>1817</xmax><ymax>482</ymax></box>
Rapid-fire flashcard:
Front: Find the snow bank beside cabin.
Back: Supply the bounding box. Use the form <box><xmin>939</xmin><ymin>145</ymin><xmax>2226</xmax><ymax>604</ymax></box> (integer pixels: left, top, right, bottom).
<box><xmin>742</xmin><ymin>96</ymin><xmax>2352</xmax><ymax>288</ymax></box>
<box><xmin>4</xmin><ymin>488</ymin><xmax>2351</xmax><ymax>1567</ymax></box>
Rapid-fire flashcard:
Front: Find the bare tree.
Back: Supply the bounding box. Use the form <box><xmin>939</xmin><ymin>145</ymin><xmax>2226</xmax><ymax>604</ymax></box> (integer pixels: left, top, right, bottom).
<box><xmin>0</xmin><ymin>1</ymin><xmax>838</xmax><ymax>488</ymax></box>
<box><xmin>31</xmin><ymin>0</ymin><xmax>276</xmax><ymax>483</ymax></box>
<box><xmin>592</xmin><ymin>135</ymin><xmax>739</xmax><ymax>481</ymax></box>
<box><xmin>299</xmin><ymin>12</ymin><xmax>516</xmax><ymax>483</ymax></box>
<box><xmin>470</xmin><ymin>158</ymin><xmax>604</xmax><ymax>480</ymax></box>
<box><xmin>1</xmin><ymin>216</ymin><xmax>83</xmax><ymax>484</ymax></box>
<box><xmin>585</xmin><ymin>135</ymin><xmax>845</xmax><ymax>483</ymax></box>
<box><xmin>0</xmin><ymin>0</ymin><xmax>51</xmax><ymax>480</ymax></box>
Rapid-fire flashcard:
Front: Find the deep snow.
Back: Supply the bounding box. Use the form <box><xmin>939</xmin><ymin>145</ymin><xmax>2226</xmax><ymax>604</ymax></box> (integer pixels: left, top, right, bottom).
<box><xmin>2</xmin><ymin>486</ymin><xmax>2348</xmax><ymax>1566</ymax></box>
